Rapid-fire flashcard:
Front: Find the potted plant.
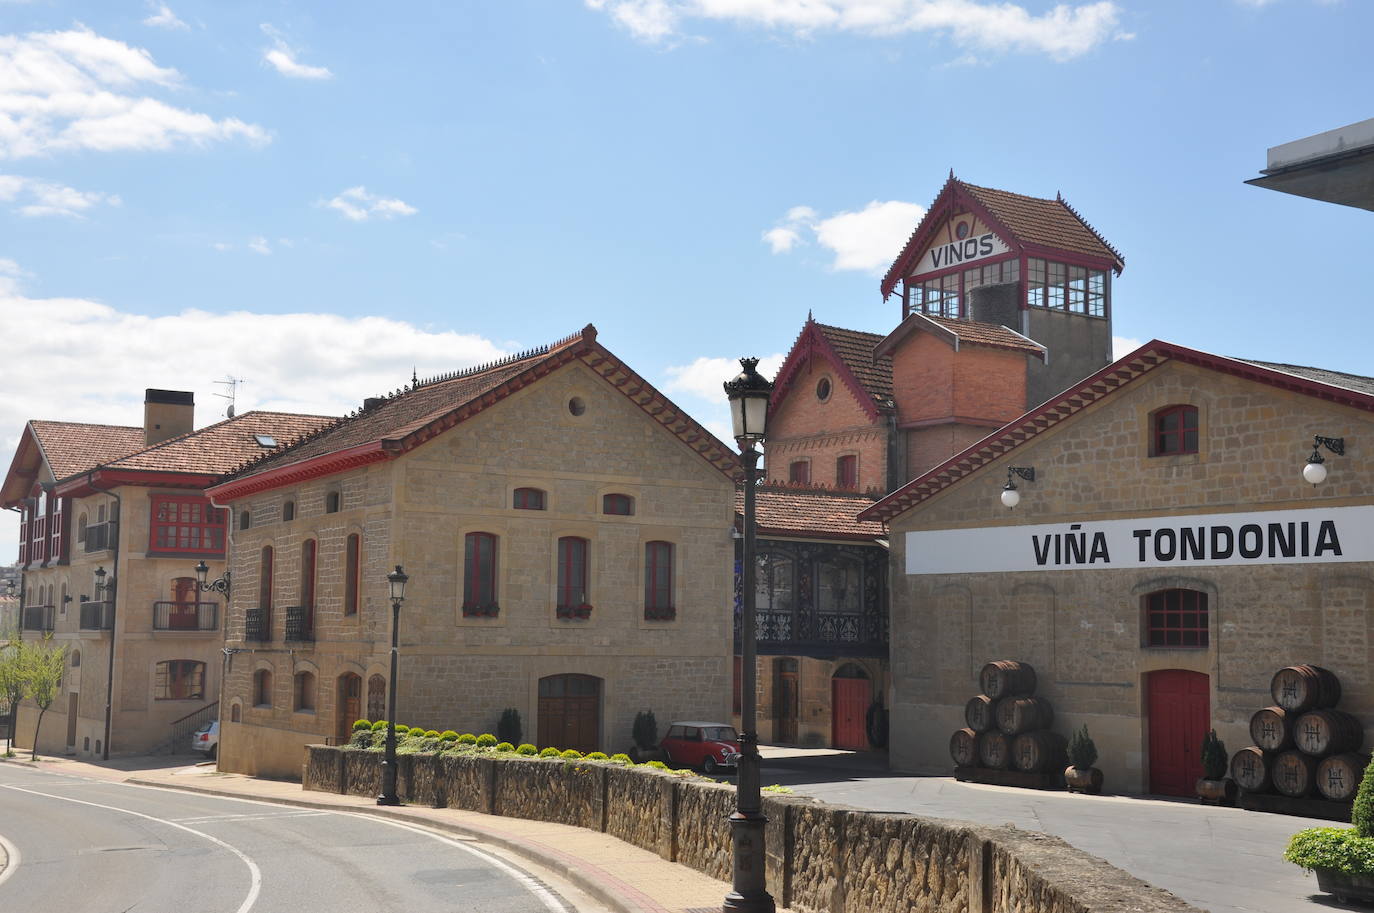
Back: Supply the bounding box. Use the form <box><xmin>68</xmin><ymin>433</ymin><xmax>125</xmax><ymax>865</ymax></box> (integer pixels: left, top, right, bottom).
<box><xmin>1286</xmin><ymin>755</ymin><xmax>1374</xmax><ymax>903</ymax></box>
<box><xmin>1064</xmin><ymin>725</ymin><xmax>1103</xmax><ymax>794</ymax></box>
<box><xmin>1196</xmin><ymin>729</ymin><xmax>1236</xmax><ymax>805</ymax></box>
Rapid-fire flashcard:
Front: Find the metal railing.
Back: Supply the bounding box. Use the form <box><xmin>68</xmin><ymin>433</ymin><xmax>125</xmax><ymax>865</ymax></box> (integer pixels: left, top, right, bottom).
<box><xmin>83</xmin><ymin>521</ymin><xmax>116</xmax><ymax>553</ymax></box>
<box><xmin>79</xmin><ymin>601</ymin><xmax>114</xmax><ymax>631</ymax></box>
<box><xmin>284</xmin><ymin>605</ymin><xmax>314</xmax><ymax>642</ymax></box>
<box><xmin>153</xmin><ymin>601</ymin><xmax>218</xmax><ymax>632</ymax></box>
<box><xmin>22</xmin><ymin>605</ymin><xmax>54</xmax><ymax>632</ymax></box>
<box><xmin>152</xmin><ymin>701</ymin><xmax>219</xmax><ymax>756</ymax></box>
<box><xmin>244</xmin><ymin>607</ymin><xmax>271</xmax><ymax>642</ymax></box>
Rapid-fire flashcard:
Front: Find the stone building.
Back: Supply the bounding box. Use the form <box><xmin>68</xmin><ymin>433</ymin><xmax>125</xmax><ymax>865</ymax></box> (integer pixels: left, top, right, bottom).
<box><xmin>206</xmin><ymin>325</ymin><xmax>740</xmax><ymax>779</ymax></box>
<box><xmin>861</xmin><ymin>341</ymin><xmax>1374</xmax><ymax>795</ymax></box>
<box><xmin>0</xmin><ymin>394</ymin><xmax>330</xmax><ymax>757</ymax></box>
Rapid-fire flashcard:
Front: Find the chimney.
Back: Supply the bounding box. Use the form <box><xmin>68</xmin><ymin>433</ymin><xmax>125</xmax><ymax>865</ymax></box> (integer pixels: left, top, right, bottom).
<box><xmin>144</xmin><ymin>389</ymin><xmax>195</xmax><ymax>446</ymax></box>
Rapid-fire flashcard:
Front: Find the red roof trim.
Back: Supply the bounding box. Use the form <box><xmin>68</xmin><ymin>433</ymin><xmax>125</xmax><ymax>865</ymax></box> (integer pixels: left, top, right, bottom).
<box><xmin>56</xmin><ymin>469</ymin><xmax>220</xmax><ymax>498</ymax></box>
<box><xmin>206</xmin><ymin>442</ymin><xmax>391</xmax><ymax>501</ymax></box>
<box><xmin>858</xmin><ymin>339</ymin><xmax>1374</xmax><ymax>523</ymax></box>
<box><xmin>771</xmin><ymin>319</ymin><xmax>885</xmax><ymax>421</ymax></box>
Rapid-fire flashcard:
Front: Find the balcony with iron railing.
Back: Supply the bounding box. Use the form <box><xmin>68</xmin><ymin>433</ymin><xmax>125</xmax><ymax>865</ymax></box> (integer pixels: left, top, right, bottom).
<box><xmin>83</xmin><ymin>521</ymin><xmax>116</xmax><ymax>553</ymax></box>
<box><xmin>22</xmin><ymin>604</ymin><xmax>54</xmax><ymax>633</ymax></box>
<box><xmin>244</xmin><ymin>607</ymin><xmax>271</xmax><ymax>643</ymax></box>
<box><xmin>284</xmin><ymin>605</ymin><xmax>314</xmax><ymax>643</ymax></box>
<box><xmin>153</xmin><ymin>601</ymin><xmax>218</xmax><ymax>632</ymax></box>
<box><xmin>79</xmin><ymin>600</ymin><xmax>114</xmax><ymax>631</ymax></box>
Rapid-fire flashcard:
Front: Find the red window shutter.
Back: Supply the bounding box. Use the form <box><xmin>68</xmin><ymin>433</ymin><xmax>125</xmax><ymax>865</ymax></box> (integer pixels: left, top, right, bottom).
<box><xmin>50</xmin><ymin>498</ymin><xmax>64</xmax><ymax>561</ymax></box>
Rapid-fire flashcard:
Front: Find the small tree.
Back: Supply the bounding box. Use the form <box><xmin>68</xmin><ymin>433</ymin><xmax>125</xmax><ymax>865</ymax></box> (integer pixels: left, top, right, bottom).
<box><xmin>1067</xmin><ymin>725</ymin><xmax>1098</xmax><ymax>769</ymax></box>
<box><xmin>633</xmin><ymin>710</ymin><xmax>658</xmax><ymax>750</ymax></box>
<box><xmin>498</xmin><ymin>708</ymin><xmax>522</xmax><ymax>745</ymax></box>
<box><xmin>0</xmin><ymin>627</ymin><xmax>24</xmax><ymax>758</ymax></box>
<box><xmin>1353</xmin><ymin>754</ymin><xmax>1374</xmax><ymax>838</ymax></box>
<box><xmin>1200</xmin><ymin>729</ymin><xmax>1228</xmax><ymax>780</ymax></box>
<box><xmin>24</xmin><ymin>636</ymin><xmax>67</xmax><ymax>761</ymax></box>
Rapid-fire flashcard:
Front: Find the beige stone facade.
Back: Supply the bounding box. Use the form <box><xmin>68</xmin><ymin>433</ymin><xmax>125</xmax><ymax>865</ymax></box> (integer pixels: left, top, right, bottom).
<box><xmin>216</xmin><ymin>352</ymin><xmax>738</xmax><ymax>779</ymax></box>
<box><xmin>878</xmin><ymin>353</ymin><xmax>1374</xmax><ymax>794</ymax></box>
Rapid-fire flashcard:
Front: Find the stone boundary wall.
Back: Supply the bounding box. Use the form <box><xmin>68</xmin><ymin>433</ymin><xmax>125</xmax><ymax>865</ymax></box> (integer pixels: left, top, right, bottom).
<box><xmin>303</xmin><ymin>746</ymin><xmax>1200</xmax><ymax>913</ymax></box>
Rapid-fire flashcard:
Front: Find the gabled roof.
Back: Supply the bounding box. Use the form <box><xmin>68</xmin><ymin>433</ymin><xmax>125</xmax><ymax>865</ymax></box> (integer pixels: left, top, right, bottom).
<box><xmin>880</xmin><ymin>175</ymin><xmax>1125</xmax><ymax>299</ymax></box>
<box><xmin>1</xmin><ymin>421</ymin><xmax>145</xmax><ymax>507</ymax></box>
<box><xmin>873</xmin><ymin>313</ymin><xmax>1047</xmax><ymax>360</ymax></box>
<box><xmin>738</xmin><ymin>484</ymin><xmax>885</xmax><ymax>542</ymax></box>
<box><xmin>771</xmin><ymin>318</ymin><xmax>894</xmax><ymax>420</ymax></box>
<box><xmin>859</xmin><ymin>340</ymin><xmax>1374</xmax><ymax>524</ymax></box>
<box><xmin>104</xmin><ymin>411</ymin><xmax>335</xmax><ymax>475</ymax></box>
<box><xmin>209</xmin><ymin>324</ymin><xmax>741</xmax><ymax>501</ymax></box>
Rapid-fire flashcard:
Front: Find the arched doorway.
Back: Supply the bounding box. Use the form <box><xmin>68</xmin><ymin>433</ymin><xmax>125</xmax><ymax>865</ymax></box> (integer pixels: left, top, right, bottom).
<box><xmin>537</xmin><ymin>674</ymin><xmax>601</xmax><ymax>754</ymax></box>
<box><xmin>337</xmin><ymin>673</ymin><xmax>361</xmax><ymax>744</ymax></box>
<box><xmin>772</xmin><ymin>658</ymin><xmax>798</xmax><ymax>744</ymax></box>
<box><xmin>1147</xmin><ymin>669</ymin><xmax>1210</xmax><ymax>796</ymax></box>
<box><xmin>831</xmin><ymin>663</ymin><xmax>871</xmax><ymax>750</ymax></box>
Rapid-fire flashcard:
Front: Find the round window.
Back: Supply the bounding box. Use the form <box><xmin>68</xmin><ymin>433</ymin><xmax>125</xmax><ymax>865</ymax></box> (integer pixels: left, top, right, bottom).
<box><xmin>816</xmin><ymin>377</ymin><xmax>832</xmax><ymax>402</ymax></box>
<box><xmin>568</xmin><ymin>396</ymin><xmax>586</xmax><ymax>416</ymax></box>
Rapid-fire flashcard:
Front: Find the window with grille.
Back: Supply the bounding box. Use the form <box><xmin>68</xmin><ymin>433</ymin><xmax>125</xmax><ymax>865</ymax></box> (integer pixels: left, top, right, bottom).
<box><xmin>463</xmin><ymin>532</ymin><xmax>499</xmax><ymax>617</ymax></box>
<box><xmin>1145</xmin><ymin>589</ymin><xmax>1209</xmax><ymax>647</ymax></box>
<box><xmin>149</xmin><ymin>495</ymin><xmax>225</xmax><ymax>554</ymax></box>
<box><xmin>154</xmin><ymin>660</ymin><xmax>205</xmax><ymax>700</ymax></box>
<box><xmin>644</xmin><ymin>541</ymin><xmax>674</xmax><ymax>620</ymax></box>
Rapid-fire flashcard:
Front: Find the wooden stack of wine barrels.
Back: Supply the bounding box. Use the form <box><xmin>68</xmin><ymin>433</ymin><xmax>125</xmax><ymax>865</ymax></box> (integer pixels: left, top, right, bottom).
<box><xmin>951</xmin><ymin>660</ymin><xmax>1066</xmax><ymax>783</ymax></box>
<box><xmin>1230</xmin><ymin>664</ymin><xmax>1368</xmax><ymax>814</ymax></box>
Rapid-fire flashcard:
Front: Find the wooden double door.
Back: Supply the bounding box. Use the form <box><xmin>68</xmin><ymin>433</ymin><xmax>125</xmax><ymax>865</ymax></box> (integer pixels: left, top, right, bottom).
<box><xmin>1147</xmin><ymin>669</ymin><xmax>1210</xmax><ymax>797</ymax></box>
<box><xmin>538</xmin><ymin>674</ymin><xmax>601</xmax><ymax>754</ymax></box>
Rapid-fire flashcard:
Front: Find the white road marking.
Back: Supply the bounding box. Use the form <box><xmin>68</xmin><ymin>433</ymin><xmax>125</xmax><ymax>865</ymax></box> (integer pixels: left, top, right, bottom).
<box><xmin>174</xmin><ymin>812</ymin><xmax>328</xmax><ymax>824</ymax></box>
<box><xmin>0</xmin><ymin>830</ymin><xmax>21</xmax><ymax>890</ymax></box>
<box><xmin>0</xmin><ymin>783</ymin><xmax>261</xmax><ymax>913</ymax></box>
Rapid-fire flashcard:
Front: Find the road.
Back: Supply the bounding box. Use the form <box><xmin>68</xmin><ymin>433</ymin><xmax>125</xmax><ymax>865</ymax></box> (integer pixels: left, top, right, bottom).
<box><xmin>0</xmin><ymin>761</ymin><xmax>604</xmax><ymax>913</ymax></box>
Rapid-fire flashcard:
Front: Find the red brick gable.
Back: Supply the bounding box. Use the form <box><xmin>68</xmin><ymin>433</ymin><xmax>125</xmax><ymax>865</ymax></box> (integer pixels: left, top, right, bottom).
<box><xmin>771</xmin><ymin>317</ymin><xmax>894</xmax><ymax>421</ymax></box>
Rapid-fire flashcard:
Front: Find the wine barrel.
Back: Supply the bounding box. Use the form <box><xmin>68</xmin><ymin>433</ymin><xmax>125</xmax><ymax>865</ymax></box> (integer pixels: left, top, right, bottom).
<box><xmin>1271</xmin><ymin>665</ymin><xmax>1342</xmax><ymax>713</ymax></box>
<box><xmin>980</xmin><ymin>661</ymin><xmax>1037</xmax><ymax>700</ymax></box>
<box><xmin>1249</xmin><ymin>706</ymin><xmax>1294</xmax><ymax>752</ymax></box>
<box><xmin>965</xmin><ymin>695</ymin><xmax>997</xmax><ymax>733</ymax></box>
<box><xmin>996</xmin><ymin>696</ymin><xmax>1055</xmax><ymax>735</ymax></box>
<box><xmin>950</xmin><ymin>728</ymin><xmax>979</xmax><ymax>767</ymax></box>
<box><xmin>1230</xmin><ymin>746</ymin><xmax>1274</xmax><ymax>793</ymax></box>
<box><xmin>1011</xmin><ymin>731</ymin><xmax>1067</xmax><ymax>773</ymax></box>
<box><xmin>978</xmin><ymin>730</ymin><xmax>1010</xmax><ymax>770</ymax></box>
<box><xmin>1272</xmin><ymin>750</ymin><xmax>1319</xmax><ymax>797</ymax></box>
<box><xmin>1294</xmin><ymin>709</ymin><xmax>1364</xmax><ymax>757</ymax></box>
<box><xmin>1316</xmin><ymin>753</ymin><xmax>1370</xmax><ymax>802</ymax></box>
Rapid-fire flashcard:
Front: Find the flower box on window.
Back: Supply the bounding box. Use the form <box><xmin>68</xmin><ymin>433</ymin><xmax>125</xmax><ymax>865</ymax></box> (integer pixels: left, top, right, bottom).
<box><xmin>644</xmin><ymin>605</ymin><xmax>676</xmax><ymax>621</ymax></box>
<box><xmin>462</xmin><ymin>603</ymin><xmax>500</xmax><ymax>618</ymax></box>
<box><xmin>557</xmin><ymin>603</ymin><xmax>593</xmax><ymax>620</ymax></box>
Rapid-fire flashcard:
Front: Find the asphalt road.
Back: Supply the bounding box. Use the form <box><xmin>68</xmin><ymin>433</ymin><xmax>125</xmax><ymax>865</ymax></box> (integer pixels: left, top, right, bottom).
<box><xmin>0</xmin><ymin>762</ymin><xmax>592</xmax><ymax>913</ymax></box>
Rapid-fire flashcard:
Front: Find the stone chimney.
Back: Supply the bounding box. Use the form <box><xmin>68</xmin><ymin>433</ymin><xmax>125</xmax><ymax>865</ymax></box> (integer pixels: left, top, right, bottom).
<box><xmin>144</xmin><ymin>389</ymin><xmax>195</xmax><ymax>446</ymax></box>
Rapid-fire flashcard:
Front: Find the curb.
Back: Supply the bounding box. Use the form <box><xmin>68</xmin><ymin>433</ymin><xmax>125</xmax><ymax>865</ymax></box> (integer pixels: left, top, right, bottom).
<box><xmin>126</xmin><ymin>778</ymin><xmax>671</xmax><ymax>913</ymax></box>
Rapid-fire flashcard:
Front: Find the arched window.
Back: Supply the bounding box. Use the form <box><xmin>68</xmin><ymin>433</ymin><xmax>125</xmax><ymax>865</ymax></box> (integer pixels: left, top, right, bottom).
<box><xmin>294</xmin><ymin>671</ymin><xmax>316</xmax><ymax>711</ymax></box>
<box><xmin>154</xmin><ymin>660</ymin><xmax>205</xmax><ymax>700</ymax></box>
<box><xmin>239</xmin><ymin>510</ymin><xmax>251</xmax><ymax>530</ymax></box>
<box><xmin>463</xmin><ymin>532</ymin><xmax>499</xmax><ymax>617</ymax></box>
<box><xmin>602</xmin><ymin>494</ymin><xmax>634</xmax><ymax>516</ymax></box>
<box><xmin>644</xmin><ymin>541</ymin><xmax>674</xmax><ymax>620</ymax></box>
<box><xmin>253</xmin><ymin>669</ymin><xmax>272</xmax><ymax>707</ymax></box>
<box><xmin>70</xmin><ymin>649</ymin><xmax>81</xmax><ymax>668</ymax></box>
<box><xmin>344</xmin><ymin>533</ymin><xmax>361</xmax><ymax>616</ymax></box>
<box><xmin>817</xmin><ymin>557</ymin><xmax>862</xmax><ymax>614</ymax></box>
<box><xmin>231</xmin><ymin>704</ymin><xmax>241</xmax><ymax>722</ymax></box>
<box><xmin>556</xmin><ymin>537</ymin><xmax>590</xmax><ymax>617</ymax></box>
<box><xmin>1145</xmin><ymin>588</ymin><xmax>1209</xmax><ymax>647</ymax></box>
<box><xmin>367</xmin><ymin>674</ymin><xmax>386</xmax><ymax>721</ymax></box>
<box><xmin>1152</xmin><ymin>405</ymin><xmax>1199</xmax><ymax>456</ymax></box>
<box><xmin>76</xmin><ymin>512</ymin><xmax>88</xmax><ymax>545</ymax></box>
<box><xmin>513</xmin><ymin>487</ymin><xmax>546</xmax><ymax>510</ymax></box>
<box><xmin>283</xmin><ymin>500</ymin><xmax>296</xmax><ymax>522</ymax></box>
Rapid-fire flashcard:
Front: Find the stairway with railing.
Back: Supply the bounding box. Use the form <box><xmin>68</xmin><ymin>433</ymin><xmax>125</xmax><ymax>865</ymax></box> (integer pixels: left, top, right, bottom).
<box><xmin>147</xmin><ymin>701</ymin><xmax>219</xmax><ymax>756</ymax></box>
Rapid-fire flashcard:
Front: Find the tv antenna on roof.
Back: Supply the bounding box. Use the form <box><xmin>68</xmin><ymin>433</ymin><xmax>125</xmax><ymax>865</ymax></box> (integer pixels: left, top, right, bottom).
<box><xmin>213</xmin><ymin>376</ymin><xmax>246</xmax><ymax>418</ymax></box>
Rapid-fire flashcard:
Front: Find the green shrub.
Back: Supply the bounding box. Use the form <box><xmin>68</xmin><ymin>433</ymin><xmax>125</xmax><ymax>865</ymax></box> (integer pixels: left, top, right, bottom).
<box><xmin>352</xmin><ymin>719</ymin><xmax>372</xmax><ymax>732</ymax></box>
<box><xmin>1285</xmin><ymin>827</ymin><xmax>1374</xmax><ymax>876</ymax></box>
<box><xmin>371</xmin><ymin>720</ymin><xmax>388</xmax><ymax>732</ymax></box>
<box><xmin>408</xmin><ymin>726</ymin><xmax>428</xmax><ymax>736</ymax></box>
<box><xmin>1200</xmin><ymin>729</ymin><xmax>1228</xmax><ymax>780</ymax></box>
<box><xmin>610</xmin><ymin>753</ymin><xmax>633</xmax><ymax>765</ymax></box>
<box><xmin>763</xmin><ymin>784</ymin><xmax>794</xmax><ymax>794</ymax></box>
<box><xmin>560</xmin><ymin>749</ymin><xmax>583</xmax><ymax>760</ymax></box>
<box><xmin>423</xmin><ymin>729</ymin><xmax>440</xmax><ymax>739</ymax></box>
<box><xmin>458</xmin><ymin>733</ymin><xmax>478</xmax><ymax>745</ymax></box>
<box><xmin>1354</xmin><ymin>754</ymin><xmax>1374</xmax><ymax>838</ymax></box>
<box><xmin>1067</xmin><ymin>725</ymin><xmax>1098</xmax><ymax>769</ymax></box>
<box><xmin>476</xmin><ymin>733</ymin><xmax>498</xmax><ymax>748</ymax></box>
<box><xmin>498</xmin><ymin>708</ymin><xmax>523</xmax><ymax>745</ymax></box>
<box><xmin>349</xmin><ymin>730</ymin><xmax>375</xmax><ymax>748</ymax></box>
<box><xmin>585</xmin><ymin>751</ymin><xmax>609</xmax><ymax>760</ymax></box>
<box><xmin>439</xmin><ymin>730</ymin><xmax>459</xmax><ymax>742</ymax></box>
<box><xmin>644</xmin><ymin>760</ymin><xmax>668</xmax><ymax>770</ymax></box>
<box><xmin>633</xmin><ymin>710</ymin><xmax>658</xmax><ymax>750</ymax></box>
<box><xmin>539</xmin><ymin>747</ymin><xmax>561</xmax><ymax>758</ymax></box>
<box><xmin>517</xmin><ymin>743</ymin><xmax>538</xmax><ymax>756</ymax></box>
<box><xmin>495</xmin><ymin>741</ymin><xmax>515</xmax><ymax>752</ymax></box>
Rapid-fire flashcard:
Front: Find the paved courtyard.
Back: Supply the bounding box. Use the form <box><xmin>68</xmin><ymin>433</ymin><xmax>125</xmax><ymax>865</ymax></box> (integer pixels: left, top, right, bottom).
<box><xmin>756</xmin><ymin>747</ymin><xmax>1337</xmax><ymax>913</ymax></box>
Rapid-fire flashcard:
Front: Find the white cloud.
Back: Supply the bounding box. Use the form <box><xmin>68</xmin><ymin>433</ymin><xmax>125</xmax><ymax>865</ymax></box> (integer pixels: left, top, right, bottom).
<box><xmin>765</xmin><ymin>200</ymin><xmax>924</xmax><ymax>273</ymax></box>
<box><xmin>662</xmin><ymin>352</ymin><xmax>787</xmax><ymax>446</ymax></box>
<box><xmin>587</xmin><ymin>0</ymin><xmax>1128</xmax><ymax>60</ymax></box>
<box><xmin>143</xmin><ymin>3</ymin><xmax>189</xmax><ymax>30</ymax></box>
<box><xmin>0</xmin><ymin>174</ymin><xmax>120</xmax><ymax>216</ymax></box>
<box><xmin>260</xmin><ymin>24</ymin><xmax>333</xmax><ymax>80</ymax></box>
<box><xmin>248</xmin><ymin>236</ymin><xmax>271</xmax><ymax>255</ymax></box>
<box><xmin>1112</xmin><ymin>335</ymin><xmax>1143</xmax><ymax>359</ymax></box>
<box><xmin>0</xmin><ymin>26</ymin><xmax>269</xmax><ymax>159</ymax></box>
<box><xmin>322</xmin><ymin>185</ymin><xmax>417</xmax><ymax>222</ymax></box>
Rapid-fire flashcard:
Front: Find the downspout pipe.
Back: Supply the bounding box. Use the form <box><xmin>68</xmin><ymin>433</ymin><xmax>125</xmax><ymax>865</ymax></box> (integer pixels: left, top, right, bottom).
<box><xmin>88</xmin><ymin>470</ymin><xmax>120</xmax><ymax>761</ymax></box>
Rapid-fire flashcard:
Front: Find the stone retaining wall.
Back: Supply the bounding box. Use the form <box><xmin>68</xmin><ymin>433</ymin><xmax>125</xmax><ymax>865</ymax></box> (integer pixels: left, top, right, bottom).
<box><xmin>303</xmin><ymin>746</ymin><xmax>1200</xmax><ymax>913</ymax></box>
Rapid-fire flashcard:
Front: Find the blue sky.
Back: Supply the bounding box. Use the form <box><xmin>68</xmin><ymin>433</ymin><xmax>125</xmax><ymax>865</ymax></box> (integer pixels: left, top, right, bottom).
<box><xmin>2</xmin><ymin>0</ymin><xmax>1370</xmax><ymax>559</ymax></box>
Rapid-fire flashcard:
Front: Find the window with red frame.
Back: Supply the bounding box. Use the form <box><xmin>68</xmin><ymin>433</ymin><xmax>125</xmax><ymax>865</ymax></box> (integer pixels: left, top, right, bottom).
<box><xmin>1153</xmin><ymin>405</ymin><xmax>1199</xmax><ymax>456</ymax></box>
<box><xmin>836</xmin><ymin>455</ymin><xmax>857</xmax><ymax>490</ymax></box>
<box><xmin>556</xmin><ymin>536</ymin><xmax>589</xmax><ymax>616</ymax></box>
<box><xmin>1145</xmin><ymin>588</ymin><xmax>1209</xmax><ymax>647</ymax></box>
<box><xmin>513</xmin><ymin>487</ymin><xmax>546</xmax><ymax>510</ymax></box>
<box><xmin>300</xmin><ymin>539</ymin><xmax>317</xmax><ymax>628</ymax></box>
<box><xmin>154</xmin><ymin>660</ymin><xmax>205</xmax><ymax>700</ymax></box>
<box><xmin>603</xmin><ymin>493</ymin><xmax>634</xmax><ymax>516</ymax></box>
<box><xmin>463</xmin><ymin>532</ymin><xmax>499</xmax><ymax>616</ymax></box>
<box><xmin>149</xmin><ymin>495</ymin><xmax>225</xmax><ymax>553</ymax></box>
<box><xmin>343</xmin><ymin>534</ymin><xmax>360</xmax><ymax>616</ymax></box>
<box><xmin>50</xmin><ymin>497</ymin><xmax>64</xmax><ymax>562</ymax></box>
<box><xmin>644</xmin><ymin>540</ymin><xmax>674</xmax><ymax>620</ymax></box>
<box><xmin>258</xmin><ymin>546</ymin><xmax>274</xmax><ymax>610</ymax></box>
<box><xmin>789</xmin><ymin>461</ymin><xmax>810</xmax><ymax>484</ymax></box>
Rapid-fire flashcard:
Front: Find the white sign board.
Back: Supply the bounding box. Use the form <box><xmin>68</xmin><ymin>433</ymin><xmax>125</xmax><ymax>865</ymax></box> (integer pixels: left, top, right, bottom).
<box><xmin>911</xmin><ymin>231</ymin><xmax>1010</xmax><ymax>278</ymax></box>
<box><xmin>904</xmin><ymin>506</ymin><xmax>1374</xmax><ymax>575</ymax></box>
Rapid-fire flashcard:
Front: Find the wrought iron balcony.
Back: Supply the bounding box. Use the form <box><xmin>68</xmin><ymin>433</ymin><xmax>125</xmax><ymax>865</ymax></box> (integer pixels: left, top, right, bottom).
<box><xmin>244</xmin><ymin>607</ymin><xmax>271</xmax><ymax>643</ymax></box>
<box><xmin>153</xmin><ymin>600</ymin><xmax>218</xmax><ymax>632</ymax></box>
<box><xmin>284</xmin><ymin>605</ymin><xmax>314</xmax><ymax>642</ymax></box>
<box><xmin>79</xmin><ymin>601</ymin><xmax>113</xmax><ymax>631</ymax></box>
<box><xmin>22</xmin><ymin>604</ymin><xmax>54</xmax><ymax>633</ymax></box>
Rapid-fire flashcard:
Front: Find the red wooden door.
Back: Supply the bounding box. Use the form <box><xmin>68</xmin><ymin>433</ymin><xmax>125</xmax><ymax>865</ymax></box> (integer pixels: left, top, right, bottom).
<box><xmin>831</xmin><ymin>677</ymin><xmax>871</xmax><ymax>750</ymax></box>
<box><xmin>1147</xmin><ymin>670</ymin><xmax>1210</xmax><ymax>796</ymax></box>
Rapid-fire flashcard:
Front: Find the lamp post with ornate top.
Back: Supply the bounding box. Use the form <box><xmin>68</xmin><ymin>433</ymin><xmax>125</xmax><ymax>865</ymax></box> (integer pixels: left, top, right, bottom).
<box><xmin>377</xmin><ymin>565</ymin><xmax>408</xmax><ymax>806</ymax></box>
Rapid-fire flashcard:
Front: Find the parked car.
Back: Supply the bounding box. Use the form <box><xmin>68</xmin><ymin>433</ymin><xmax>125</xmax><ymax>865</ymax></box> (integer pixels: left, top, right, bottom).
<box><xmin>660</xmin><ymin>721</ymin><xmax>740</xmax><ymax>773</ymax></box>
<box><xmin>191</xmin><ymin>720</ymin><xmax>219</xmax><ymax>759</ymax></box>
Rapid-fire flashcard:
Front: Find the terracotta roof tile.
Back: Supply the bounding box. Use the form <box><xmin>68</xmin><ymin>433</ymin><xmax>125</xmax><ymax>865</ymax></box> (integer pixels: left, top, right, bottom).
<box><xmin>738</xmin><ymin>484</ymin><xmax>885</xmax><ymax>540</ymax></box>
<box><xmin>960</xmin><ymin>182</ymin><xmax>1123</xmax><ymax>268</ymax></box>
<box><xmin>925</xmin><ymin>316</ymin><xmax>1046</xmax><ymax>355</ymax></box>
<box><xmin>30</xmin><ymin>421</ymin><xmax>146</xmax><ymax>481</ymax></box>
<box><xmin>106</xmin><ymin>411</ymin><xmax>336</xmax><ymax>475</ymax></box>
<box><xmin>813</xmin><ymin>323</ymin><xmax>893</xmax><ymax>405</ymax></box>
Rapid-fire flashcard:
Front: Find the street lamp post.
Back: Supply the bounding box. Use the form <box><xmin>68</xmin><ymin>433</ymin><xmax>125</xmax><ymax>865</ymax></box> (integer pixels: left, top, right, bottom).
<box><xmin>723</xmin><ymin>357</ymin><xmax>775</xmax><ymax>913</ymax></box>
<box><xmin>377</xmin><ymin>565</ymin><xmax>408</xmax><ymax>806</ymax></box>
<box><xmin>95</xmin><ymin>566</ymin><xmax>117</xmax><ymax>760</ymax></box>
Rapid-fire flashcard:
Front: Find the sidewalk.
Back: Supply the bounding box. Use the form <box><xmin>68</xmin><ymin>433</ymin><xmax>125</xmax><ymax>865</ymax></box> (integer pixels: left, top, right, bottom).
<box><xmin>0</xmin><ymin>748</ymin><xmax>779</xmax><ymax>913</ymax></box>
